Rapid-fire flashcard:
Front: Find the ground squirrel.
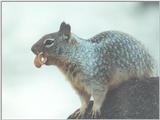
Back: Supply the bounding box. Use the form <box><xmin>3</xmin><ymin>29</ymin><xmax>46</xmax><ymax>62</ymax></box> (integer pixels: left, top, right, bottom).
<box><xmin>31</xmin><ymin>22</ymin><xmax>154</xmax><ymax>118</ymax></box>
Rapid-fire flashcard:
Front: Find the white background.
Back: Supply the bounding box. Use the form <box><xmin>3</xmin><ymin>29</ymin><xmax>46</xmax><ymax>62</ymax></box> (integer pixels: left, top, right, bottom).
<box><xmin>2</xmin><ymin>2</ymin><xmax>159</xmax><ymax>119</ymax></box>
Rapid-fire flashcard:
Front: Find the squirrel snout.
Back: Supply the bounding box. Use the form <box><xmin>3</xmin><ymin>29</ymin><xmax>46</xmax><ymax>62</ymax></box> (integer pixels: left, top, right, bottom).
<box><xmin>31</xmin><ymin>46</ymin><xmax>37</xmax><ymax>55</ymax></box>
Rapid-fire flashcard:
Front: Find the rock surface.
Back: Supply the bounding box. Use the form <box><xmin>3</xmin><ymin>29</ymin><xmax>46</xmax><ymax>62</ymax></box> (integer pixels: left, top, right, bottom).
<box><xmin>68</xmin><ymin>77</ymin><xmax>159</xmax><ymax>119</ymax></box>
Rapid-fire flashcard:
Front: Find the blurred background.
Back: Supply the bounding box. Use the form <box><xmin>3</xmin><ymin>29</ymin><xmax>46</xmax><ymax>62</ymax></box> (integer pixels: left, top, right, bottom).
<box><xmin>2</xmin><ymin>2</ymin><xmax>159</xmax><ymax>119</ymax></box>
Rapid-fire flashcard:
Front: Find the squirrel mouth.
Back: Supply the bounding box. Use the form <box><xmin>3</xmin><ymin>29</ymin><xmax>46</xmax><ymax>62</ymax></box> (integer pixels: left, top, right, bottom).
<box><xmin>34</xmin><ymin>52</ymin><xmax>47</xmax><ymax>68</ymax></box>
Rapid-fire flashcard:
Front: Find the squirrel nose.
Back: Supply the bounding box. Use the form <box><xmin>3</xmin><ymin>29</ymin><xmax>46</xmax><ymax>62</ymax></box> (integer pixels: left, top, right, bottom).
<box><xmin>31</xmin><ymin>46</ymin><xmax>37</xmax><ymax>54</ymax></box>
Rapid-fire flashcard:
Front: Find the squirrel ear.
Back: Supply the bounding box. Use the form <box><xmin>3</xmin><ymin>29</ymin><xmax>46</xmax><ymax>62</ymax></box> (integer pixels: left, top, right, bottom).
<box><xmin>59</xmin><ymin>22</ymin><xmax>71</xmax><ymax>40</ymax></box>
<box><xmin>59</xmin><ymin>22</ymin><xmax>71</xmax><ymax>34</ymax></box>
<box><xmin>59</xmin><ymin>22</ymin><xmax>66</xmax><ymax>32</ymax></box>
<box><xmin>64</xmin><ymin>24</ymin><xmax>71</xmax><ymax>36</ymax></box>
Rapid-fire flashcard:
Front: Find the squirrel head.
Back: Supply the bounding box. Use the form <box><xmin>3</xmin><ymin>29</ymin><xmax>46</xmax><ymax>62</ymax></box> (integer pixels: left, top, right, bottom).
<box><xmin>31</xmin><ymin>22</ymin><xmax>75</xmax><ymax>68</ymax></box>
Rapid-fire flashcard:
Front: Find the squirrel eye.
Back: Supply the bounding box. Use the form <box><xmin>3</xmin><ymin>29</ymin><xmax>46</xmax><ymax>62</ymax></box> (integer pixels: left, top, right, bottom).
<box><xmin>44</xmin><ymin>39</ymin><xmax>55</xmax><ymax>48</ymax></box>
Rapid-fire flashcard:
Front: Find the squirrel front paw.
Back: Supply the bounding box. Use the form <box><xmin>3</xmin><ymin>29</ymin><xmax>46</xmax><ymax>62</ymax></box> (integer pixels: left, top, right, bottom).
<box><xmin>91</xmin><ymin>105</ymin><xmax>101</xmax><ymax>118</ymax></box>
<box><xmin>70</xmin><ymin>108</ymin><xmax>86</xmax><ymax>119</ymax></box>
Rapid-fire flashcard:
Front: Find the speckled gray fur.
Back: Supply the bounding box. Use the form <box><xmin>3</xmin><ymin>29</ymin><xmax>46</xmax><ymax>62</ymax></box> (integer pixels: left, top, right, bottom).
<box><xmin>61</xmin><ymin>31</ymin><xmax>154</xmax><ymax>91</ymax></box>
<box><xmin>31</xmin><ymin>22</ymin><xmax>154</xmax><ymax>118</ymax></box>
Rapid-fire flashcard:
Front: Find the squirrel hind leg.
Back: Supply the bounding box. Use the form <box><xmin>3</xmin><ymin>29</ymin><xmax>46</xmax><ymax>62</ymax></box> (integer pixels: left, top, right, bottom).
<box><xmin>91</xmin><ymin>88</ymin><xmax>108</xmax><ymax>118</ymax></box>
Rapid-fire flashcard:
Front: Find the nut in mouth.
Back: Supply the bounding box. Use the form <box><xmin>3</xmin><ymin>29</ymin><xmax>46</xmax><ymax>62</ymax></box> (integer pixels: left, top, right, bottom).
<box><xmin>34</xmin><ymin>52</ymin><xmax>47</xmax><ymax>68</ymax></box>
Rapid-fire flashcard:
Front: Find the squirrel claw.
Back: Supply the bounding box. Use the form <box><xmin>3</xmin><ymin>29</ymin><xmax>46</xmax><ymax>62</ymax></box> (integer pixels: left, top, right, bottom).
<box><xmin>70</xmin><ymin>109</ymin><xmax>81</xmax><ymax>119</ymax></box>
<box><xmin>70</xmin><ymin>109</ymin><xmax>85</xmax><ymax>119</ymax></box>
<box><xmin>91</xmin><ymin>109</ymin><xmax>101</xmax><ymax>119</ymax></box>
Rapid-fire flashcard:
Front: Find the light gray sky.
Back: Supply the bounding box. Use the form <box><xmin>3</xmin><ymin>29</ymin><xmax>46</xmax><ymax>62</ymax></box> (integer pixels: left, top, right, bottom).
<box><xmin>2</xmin><ymin>2</ymin><xmax>159</xmax><ymax>119</ymax></box>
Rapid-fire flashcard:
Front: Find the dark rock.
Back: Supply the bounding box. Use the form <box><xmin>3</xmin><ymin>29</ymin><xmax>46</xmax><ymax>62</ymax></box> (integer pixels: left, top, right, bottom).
<box><xmin>68</xmin><ymin>77</ymin><xmax>159</xmax><ymax>119</ymax></box>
